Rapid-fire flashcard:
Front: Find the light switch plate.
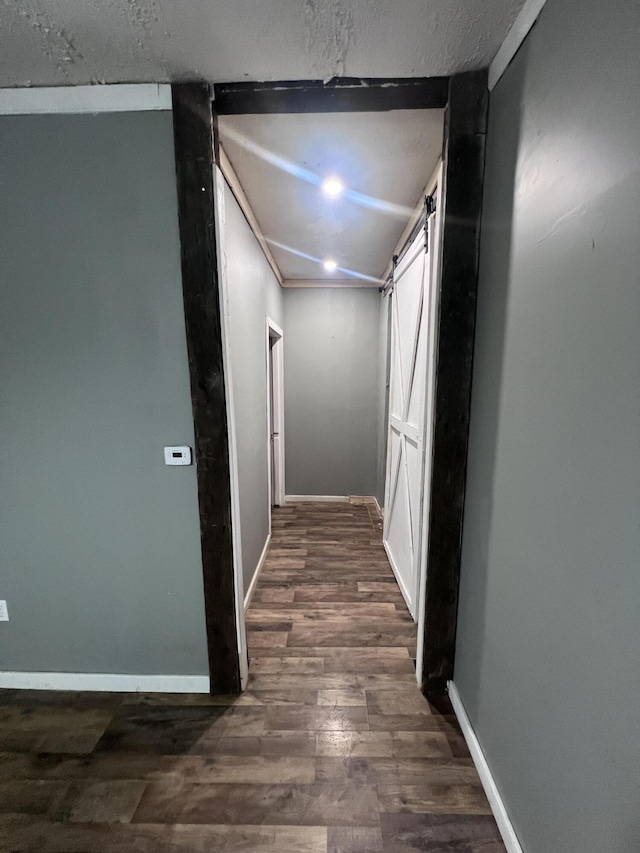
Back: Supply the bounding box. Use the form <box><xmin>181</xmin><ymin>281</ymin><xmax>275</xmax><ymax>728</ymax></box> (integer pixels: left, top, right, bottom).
<box><xmin>164</xmin><ymin>446</ymin><xmax>192</xmax><ymax>466</ymax></box>
<box><xmin>0</xmin><ymin>601</ymin><xmax>8</xmax><ymax>621</ymax></box>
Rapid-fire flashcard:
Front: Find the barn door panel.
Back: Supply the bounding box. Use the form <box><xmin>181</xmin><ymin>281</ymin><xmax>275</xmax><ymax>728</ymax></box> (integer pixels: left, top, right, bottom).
<box><xmin>383</xmin><ymin>225</ymin><xmax>431</xmax><ymax>619</ymax></box>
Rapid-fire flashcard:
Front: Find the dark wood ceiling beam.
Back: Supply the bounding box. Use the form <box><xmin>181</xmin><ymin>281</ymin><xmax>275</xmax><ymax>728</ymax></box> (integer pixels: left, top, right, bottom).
<box><xmin>213</xmin><ymin>77</ymin><xmax>449</xmax><ymax>114</ymax></box>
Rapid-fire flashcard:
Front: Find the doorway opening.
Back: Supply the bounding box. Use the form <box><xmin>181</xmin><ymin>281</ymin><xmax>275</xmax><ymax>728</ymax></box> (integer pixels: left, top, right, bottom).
<box><xmin>173</xmin><ymin>76</ymin><xmax>488</xmax><ymax>700</ymax></box>
<box><xmin>215</xmin><ymin>91</ymin><xmax>445</xmax><ymax>692</ymax></box>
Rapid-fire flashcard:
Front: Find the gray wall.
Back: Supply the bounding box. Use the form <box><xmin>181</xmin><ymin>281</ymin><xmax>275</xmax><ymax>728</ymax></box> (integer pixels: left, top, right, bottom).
<box><xmin>0</xmin><ymin>112</ymin><xmax>209</xmax><ymax>676</ymax></box>
<box><xmin>284</xmin><ymin>288</ymin><xmax>380</xmax><ymax>496</ymax></box>
<box><xmin>222</xmin><ymin>181</ymin><xmax>284</xmax><ymax>594</ymax></box>
<box><xmin>454</xmin><ymin>0</ymin><xmax>640</xmax><ymax>850</ymax></box>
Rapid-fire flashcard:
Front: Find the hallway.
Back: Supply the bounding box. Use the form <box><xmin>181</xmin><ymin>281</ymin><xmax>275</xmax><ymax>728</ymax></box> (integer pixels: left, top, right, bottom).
<box><xmin>0</xmin><ymin>503</ymin><xmax>505</xmax><ymax>852</ymax></box>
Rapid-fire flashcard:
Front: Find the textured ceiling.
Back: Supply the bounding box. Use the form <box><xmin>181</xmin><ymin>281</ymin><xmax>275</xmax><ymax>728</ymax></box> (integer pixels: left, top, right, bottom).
<box><xmin>0</xmin><ymin>0</ymin><xmax>524</xmax><ymax>87</ymax></box>
<box><xmin>219</xmin><ymin>110</ymin><xmax>444</xmax><ymax>282</ymax></box>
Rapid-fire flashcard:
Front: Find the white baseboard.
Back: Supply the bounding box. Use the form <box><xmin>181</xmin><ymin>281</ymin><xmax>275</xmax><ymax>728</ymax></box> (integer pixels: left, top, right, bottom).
<box><xmin>0</xmin><ymin>672</ymin><xmax>210</xmax><ymax>693</ymax></box>
<box><xmin>448</xmin><ymin>682</ymin><xmax>524</xmax><ymax>853</ymax></box>
<box><xmin>373</xmin><ymin>496</ymin><xmax>384</xmax><ymax>517</ymax></box>
<box><xmin>285</xmin><ymin>495</ymin><xmax>349</xmax><ymax>503</ymax></box>
<box><xmin>244</xmin><ymin>534</ymin><xmax>271</xmax><ymax>611</ymax></box>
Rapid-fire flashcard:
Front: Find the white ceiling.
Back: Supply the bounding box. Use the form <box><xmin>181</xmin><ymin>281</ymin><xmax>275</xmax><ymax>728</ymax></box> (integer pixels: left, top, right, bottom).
<box><xmin>0</xmin><ymin>0</ymin><xmax>524</xmax><ymax>87</ymax></box>
<box><xmin>219</xmin><ymin>110</ymin><xmax>444</xmax><ymax>283</ymax></box>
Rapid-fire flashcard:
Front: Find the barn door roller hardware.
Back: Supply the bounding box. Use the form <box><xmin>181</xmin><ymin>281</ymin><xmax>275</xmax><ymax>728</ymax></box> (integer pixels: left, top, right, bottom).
<box><xmin>425</xmin><ymin>193</ymin><xmax>436</xmax><ymax>216</ymax></box>
<box><xmin>394</xmin><ymin>194</ymin><xmax>434</xmax><ymax>268</ymax></box>
<box><xmin>380</xmin><ymin>254</ymin><xmax>397</xmax><ymax>296</ymax></box>
<box><xmin>424</xmin><ymin>193</ymin><xmax>436</xmax><ymax>252</ymax></box>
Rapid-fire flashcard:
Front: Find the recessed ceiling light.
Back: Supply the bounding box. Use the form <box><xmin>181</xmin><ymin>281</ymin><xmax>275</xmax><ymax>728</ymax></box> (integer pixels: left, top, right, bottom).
<box><xmin>322</xmin><ymin>177</ymin><xmax>344</xmax><ymax>198</ymax></box>
<box><xmin>323</xmin><ymin>259</ymin><xmax>338</xmax><ymax>273</ymax></box>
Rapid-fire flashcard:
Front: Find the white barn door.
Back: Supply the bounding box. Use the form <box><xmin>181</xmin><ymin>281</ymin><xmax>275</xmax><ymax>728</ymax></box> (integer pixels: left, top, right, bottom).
<box><xmin>383</xmin><ymin>215</ymin><xmax>436</xmax><ymax>619</ymax></box>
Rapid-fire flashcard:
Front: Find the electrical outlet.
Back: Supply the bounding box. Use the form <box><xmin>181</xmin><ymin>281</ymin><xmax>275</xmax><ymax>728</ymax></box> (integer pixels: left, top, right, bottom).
<box><xmin>0</xmin><ymin>600</ymin><xmax>8</xmax><ymax>621</ymax></box>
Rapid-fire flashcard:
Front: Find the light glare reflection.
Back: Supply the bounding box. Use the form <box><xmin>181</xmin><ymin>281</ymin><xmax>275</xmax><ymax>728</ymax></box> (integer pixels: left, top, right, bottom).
<box><xmin>322</xmin><ymin>177</ymin><xmax>345</xmax><ymax>198</ymax></box>
<box><xmin>222</xmin><ymin>125</ymin><xmax>413</xmax><ymax>219</ymax></box>
<box><xmin>266</xmin><ymin>239</ymin><xmax>382</xmax><ymax>284</ymax></box>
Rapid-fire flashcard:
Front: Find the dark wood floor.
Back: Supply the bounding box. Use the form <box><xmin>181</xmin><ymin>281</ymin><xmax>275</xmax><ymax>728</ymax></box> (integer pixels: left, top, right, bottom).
<box><xmin>0</xmin><ymin>501</ymin><xmax>505</xmax><ymax>852</ymax></box>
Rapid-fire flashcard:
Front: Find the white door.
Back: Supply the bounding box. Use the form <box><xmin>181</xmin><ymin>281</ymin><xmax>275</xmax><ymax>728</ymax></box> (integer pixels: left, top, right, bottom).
<box><xmin>383</xmin><ymin>215</ymin><xmax>435</xmax><ymax>620</ymax></box>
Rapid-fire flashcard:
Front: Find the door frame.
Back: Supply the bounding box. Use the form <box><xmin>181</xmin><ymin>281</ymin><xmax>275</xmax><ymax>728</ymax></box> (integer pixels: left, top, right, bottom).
<box><xmin>419</xmin><ymin>73</ymin><xmax>488</xmax><ymax>701</ymax></box>
<box><xmin>266</xmin><ymin>316</ymin><xmax>285</xmax><ymax>518</ymax></box>
<box><xmin>212</xmin><ymin>163</ymin><xmax>250</xmax><ymax>690</ymax></box>
<box><xmin>171</xmin><ymin>83</ymin><xmax>243</xmax><ymax>694</ymax></box>
<box><xmin>415</xmin><ymin>168</ymin><xmax>445</xmax><ymax>688</ymax></box>
<box><xmin>174</xmin><ymin>73</ymin><xmax>487</xmax><ymax>700</ymax></box>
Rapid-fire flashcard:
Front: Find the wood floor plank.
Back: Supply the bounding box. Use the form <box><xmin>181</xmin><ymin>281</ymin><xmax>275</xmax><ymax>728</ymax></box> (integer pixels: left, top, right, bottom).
<box><xmin>245</xmin><ymin>621</ymin><xmax>295</xmax><ymax>632</ymax></box>
<box><xmin>365</xmin><ymin>690</ymin><xmax>434</xmax><ymax>717</ymax></box>
<box><xmin>95</xmin><ymin>707</ymin><xmax>268</xmax><ymax>753</ymax></box>
<box><xmin>287</xmin><ymin>623</ymin><xmax>417</xmax><ymax>648</ymax></box>
<box><xmin>246</xmin><ymin>674</ymin><xmax>418</xmax><ymax>690</ymax></box>
<box><xmin>322</xmin><ymin>649</ymin><xmax>415</xmax><ymax>674</ymax></box>
<box><xmin>0</xmin><ymin>750</ymin><xmax>317</xmax><ymax>782</ymax></box>
<box><xmin>305</xmin><ymin>546</ymin><xmax>391</xmax><ymax>559</ymax></box>
<box><xmin>275</xmin><ymin>539</ymin><xmax>379</xmax><ymax>545</ymax></box>
<box><xmin>368</xmin><ymin>714</ymin><xmax>457</xmax><ymax>732</ymax></box>
<box><xmin>252</xmin><ymin>588</ymin><xmax>296</xmax><ymax>603</ymax></box>
<box><xmin>357</xmin><ymin>582</ymin><xmax>402</xmax><ymax>592</ymax></box>
<box><xmin>267</xmin><ymin>548</ymin><xmax>308</xmax><ymax>557</ymax></box>
<box><xmin>250</xmin><ymin>614</ymin><xmax>406</xmax><ymax>629</ymax></box>
<box><xmin>247</xmin><ymin>604</ymin><xmax>399</xmax><ymax>620</ymax></box>
<box><xmin>293</xmin><ymin>590</ymin><xmax>405</xmax><ymax>604</ymax></box>
<box><xmin>203</xmin><ymin>754</ymin><xmax>316</xmax><ymax>783</ymax></box>
<box><xmin>328</xmin><ymin>825</ymin><xmax>383</xmax><ymax>853</ymax></box>
<box><xmin>0</xmin><ymin>780</ymin><xmax>69</xmax><ymax>816</ymax></box>
<box><xmin>317</xmin><ymin>689</ymin><xmax>367</xmax><ymax>707</ymax></box>
<box><xmin>0</xmin><ymin>817</ymin><xmax>328</xmax><ymax>853</ymax></box>
<box><xmin>316</xmin><ymin>757</ymin><xmax>480</xmax><ymax>785</ymax></box>
<box><xmin>262</xmin><ymin>571</ymin><xmax>393</xmax><ymax>585</ymax></box>
<box><xmin>50</xmin><ymin>779</ymin><xmax>147</xmax><ymax>823</ymax></box>
<box><xmin>205</xmin><ymin>689</ymin><xmax>318</xmax><ymax>706</ymax></box>
<box><xmin>0</xmin><ymin>707</ymin><xmax>113</xmax><ymax>755</ymax></box>
<box><xmin>263</xmin><ymin>558</ymin><xmax>307</xmax><ymax>569</ymax></box>
<box><xmin>301</xmin><ymin>558</ymin><xmax>393</xmax><ymax>568</ymax></box>
<box><xmin>133</xmin><ymin>781</ymin><xmax>380</xmax><ymax>827</ymax></box>
<box><xmin>196</xmin><ymin>732</ymin><xmax>317</xmax><ymax>757</ymax></box>
<box><xmin>378</xmin><ymin>783</ymin><xmax>493</xmax><ymax>815</ymax></box>
<box><xmin>112</xmin><ymin>754</ymin><xmax>316</xmax><ymax>784</ymax></box>
<box><xmin>380</xmin><ymin>813</ymin><xmax>505</xmax><ymax>853</ymax></box>
<box><xmin>248</xmin><ymin>646</ymin><xmax>410</xmax><ymax>661</ymax></box>
<box><xmin>316</xmin><ymin>732</ymin><xmax>393</xmax><ymax>758</ymax></box>
<box><xmin>249</xmin><ymin>657</ymin><xmax>325</xmax><ymax>674</ymax></box>
<box><xmin>390</xmin><ymin>731</ymin><xmax>454</xmax><ymax>759</ymax></box>
<box><xmin>265</xmin><ymin>706</ymin><xmax>369</xmax><ymax>732</ymax></box>
<box><xmin>246</xmin><ymin>631</ymin><xmax>289</xmax><ymax>648</ymax></box>
<box><xmin>250</xmin><ymin>600</ymin><xmax>399</xmax><ymax>614</ymax></box>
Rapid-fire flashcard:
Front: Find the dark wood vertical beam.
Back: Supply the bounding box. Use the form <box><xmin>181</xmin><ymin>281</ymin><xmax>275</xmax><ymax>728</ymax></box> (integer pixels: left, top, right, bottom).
<box><xmin>171</xmin><ymin>83</ymin><xmax>241</xmax><ymax>694</ymax></box>
<box><xmin>422</xmin><ymin>71</ymin><xmax>488</xmax><ymax>703</ymax></box>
